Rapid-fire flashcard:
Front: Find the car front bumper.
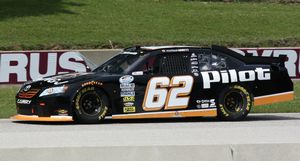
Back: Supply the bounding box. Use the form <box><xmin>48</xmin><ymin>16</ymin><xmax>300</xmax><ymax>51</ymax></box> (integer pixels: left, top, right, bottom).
<box><xmin>11</xmin><ymin>114</ymin><xmax>73</xmax><ymax>122</ymax></box>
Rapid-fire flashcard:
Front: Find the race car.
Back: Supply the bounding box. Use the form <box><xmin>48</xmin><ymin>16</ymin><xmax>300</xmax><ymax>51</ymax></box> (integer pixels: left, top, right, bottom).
<box><xmin>12</xmin><ymin>45</ymin><xmax>294</xmax><ymax>123</ymax></box>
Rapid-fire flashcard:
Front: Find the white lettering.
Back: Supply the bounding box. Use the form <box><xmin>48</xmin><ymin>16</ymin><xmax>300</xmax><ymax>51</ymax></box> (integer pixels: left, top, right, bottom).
<box><xmin>59</xmin><ymin>52</ymin><xmax>87</xmax><ymax>74</ymax></box>
<box><xmin>30</xmin><ymin>53</ymin><xmax>57</xmax><ymax>80</ymax></box>
<box><xmin>273</xmin><ymin>50</ymin><xmax>297</xmax><ymax>77</ymax></box>
<box><xmin>220</xmin><ymin>70</ymin><xmax>229</xmax><ymax>83</ymax></box>
<box><xmin>255</xmin><ymin>67</ymin><xmax>271</xmax><ymax>80</ymax></box>
<box><xmin>201</xmin><ymin>68</ymin><xmax>271</xmax><ymax>89</ymax></box>
<box><xmin>228</xmin><ymin>69</ymin><xmax>238</xmax><ymax>82</ymax></box>
<box><xmin>0</xmin><ymin>54</ymin><xmax>28</xmax><ymax>82</ymax></box>
<box><xmin>239</xmin><ymin>70</ymin><xmax>255</xmax><ymax>82</ymax></box>
<box><xmin>201</xmin><ymin>71</ymin><xmax>220</xmax><ymax>89</ymax></box>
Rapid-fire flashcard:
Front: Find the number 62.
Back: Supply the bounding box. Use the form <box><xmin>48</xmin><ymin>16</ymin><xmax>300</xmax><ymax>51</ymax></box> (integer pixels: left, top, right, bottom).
<box><xmin>142</xmin><ymin>75</ymin><xmax>194</xmax><ymax>111</ymax></box>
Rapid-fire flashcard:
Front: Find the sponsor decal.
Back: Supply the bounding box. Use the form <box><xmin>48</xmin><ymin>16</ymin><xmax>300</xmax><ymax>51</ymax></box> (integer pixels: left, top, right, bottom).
<box><xmin>190</xmin><ymin>53</ymin><xmax>200</xmax><ymax>77</ymax></box>
<box><xmin>121</xmin><ymin>88</ymin><xmax>135</xmax><ymax>92</ymax></box>
<box><xmin>162</xmin><ymin>49</ymin><xmax>189</xmax><ymax>53</ymax></box>
<box><xmin>123</xmin><ymin>96</ymin><xmax>135</xmax><ymax>102</ymax></box>
<box><xmin>191</xmin><ymin>53</ymin><xmax>197</xmax><ymax>58</ymax></box>
<box><xmin>120</xmin><ymin>75</ymin><xmax>135</xmax><ymax>98</ymax></box>
<box><xmin>82</xmin><ymin>81</ymin><xmax>103</xmax><ymax>87</ymax></box>
<box><xmin>120</xmin><ymin>83</ymin><xmax>135</xmax><ymax>88</ymax></box>
<box><xmin>123</xmin><ymin>106</ymin><xmax>136</xmax><ymax>113</ymax></box>
<box><xmin>201</xmin><ymin>68</ymin><xmax>270</xmax><ymax>89</ymax></box>
<box><xmin>132</xmin><ymin>71</ymin><xmax>143</xmax><ymax>75</ymax></box>
<box><xmin>17</xmin><ymin>99</ymin><xmax>31</xmax><ymax>104</ymax></box>
<box><xmin>119</xmin><ymin>75</ymin><xmax>134</xmax><ymax>84</ymax></box>
<box><xmin>121</xmin><ymin>91</ymin><xmax>135</xmax><ymax>97</ymax></box>
<box><xmin>196</xmin><ymin>99</ymin><xmax>216</xmax><ymax>109</ymax></box>
<box><xmin>124</xmin><ymin>102</ymin><xmax>134</xmax><ymax>107</ymax></box>
<box><xmin>56</xmin><ymin>109</ymin><xmax>68</xmax><ymax>115</ymax></box>
<box><xmin>191</xmin><ymin>66</ymin><xmax>198</xmax><ymax>69</ymax></box>
<box><xmin>191</xmin><ymin>61</ymin><xmax>198</xmax><ymax>65</ymax></box>
<box><xmin>0</xmin><ymin>51</ymin><xmax>89</xmax><ymax>84</ymax></box>
<box><xmin>192</xmin><ymin>69</ymin><xmax>199</xmax><ymax>73</ymax></box>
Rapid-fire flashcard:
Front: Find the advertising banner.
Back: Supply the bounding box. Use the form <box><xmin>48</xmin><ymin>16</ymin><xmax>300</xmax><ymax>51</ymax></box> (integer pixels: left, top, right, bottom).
<box><xmin>0</xmin><ymin>48</ymin><xmax>299</xmax><ymax>84</ymax></box>
<box><xmin>232</xmin><ymin>48</ymin><xmax>300</xmax><ymax>79</ymax></box>
<box><xmin>0</xmin><ymin>51</ymin><xmax>91</xmax><ymax>84</ymax></box>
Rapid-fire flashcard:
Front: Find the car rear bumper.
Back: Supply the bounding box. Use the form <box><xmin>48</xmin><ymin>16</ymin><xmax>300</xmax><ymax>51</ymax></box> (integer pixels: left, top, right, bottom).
<box><xmin>11</xmin><ymin>114</ymin><xmax>73</xmax><ymax>122</ymax></box>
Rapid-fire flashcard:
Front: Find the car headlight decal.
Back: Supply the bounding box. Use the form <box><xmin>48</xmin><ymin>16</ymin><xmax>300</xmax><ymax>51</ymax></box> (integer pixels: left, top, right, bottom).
<box><xmin>39</xmin><ymin>85</ymin><xmax>68</xmax><ymax>97</ymax></box>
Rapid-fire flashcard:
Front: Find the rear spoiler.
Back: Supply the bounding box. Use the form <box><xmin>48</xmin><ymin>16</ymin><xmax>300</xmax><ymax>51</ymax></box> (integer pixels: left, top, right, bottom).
<box><xmin>212</xmin><ymin>45</ymin><xmax>286</xmax><ymax>67</ymax></box>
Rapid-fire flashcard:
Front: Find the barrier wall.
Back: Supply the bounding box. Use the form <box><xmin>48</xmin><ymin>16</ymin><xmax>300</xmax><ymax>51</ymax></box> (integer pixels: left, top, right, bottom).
<box><xmin>0</xmin><ymin>47</ymin><xmax>299</xmax><ymax>84</ymax></box>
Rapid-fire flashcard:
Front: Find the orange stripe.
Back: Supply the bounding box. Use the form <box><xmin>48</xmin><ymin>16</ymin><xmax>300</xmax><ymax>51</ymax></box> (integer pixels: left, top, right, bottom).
<box><xmin>179</xmin><ymin>109</ymin><xmax>217</xmax><ymax>117</ymax></box>
<box><xmin>11</xmin><ymin>115</ymin><xmax>73</xmax><ymax>122</ymax></box>
<box><xmin>112</xmin><ymin>109</ymin><xmax>217</xmax><ymax>119</ymax></box>
<box><xmin>254</xmin><ymin>91</ymin><xmax>294</xmax><ymax>106</ymax></box>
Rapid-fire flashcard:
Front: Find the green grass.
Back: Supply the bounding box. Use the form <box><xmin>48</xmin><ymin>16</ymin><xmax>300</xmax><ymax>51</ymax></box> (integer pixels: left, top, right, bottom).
<box><xmin>0</xmin><ymin>82</ymin><xmax>299</xmax><ymax>118</ymax></box>
<box><xmin>0</xmin><ymin>0</ymin><xmax>299</xmax><ymax>50</ymax></box>
<box><xmin>0</xmin><ymin>86</ymin><xmax>19</xmax><ymax>119</ymax></box>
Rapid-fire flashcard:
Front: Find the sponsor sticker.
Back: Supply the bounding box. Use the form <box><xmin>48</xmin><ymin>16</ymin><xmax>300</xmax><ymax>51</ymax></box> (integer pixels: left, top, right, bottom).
<box><xmin>162</xmin><ymin>49</ymin><xmax>189</xmax><ymax>53</ymax></box>
<box><xmin>124</xmin><ymin>102</ymin><xmax>134</xmax><ymax>106</ymax></box>
<box><xmin>196</xmin><ymin>99</ymin><xmax>216</xmax><ymax>108</ymax></box>
<box><xmin>123</xmin><ymin>106</ymin><xmax>136</xmax><ymax>113</ymax></box>
<box><xmin>121</xmin><ymin>91</ymin><xmax>135</xmax><ymax>97</ymax></box>
<box><xmin>123</xmin><ymin>96</ymin><xmax>135</xmax><ymax>102</ymax></box>
<box><xmin>121</xmin><ymin>88</ymin><xmax>135</xmax><ymax>92</ymax></box>
<box><xmin>120</xmin><ymin>83</ymin><xmax>135</xmax><ymax>88</ymax></box>
<box><xmin>17</xmin><ymin>99</ymin><xmax>31</xmax><ymax>104</ymax></box>
<box><xmin>56</xmin><ymin>109</ymin><xmax>68</xmax><ymax>115</ymax></box>
<box><xmin>119</xmin><ymin>75</ymin><xmax>134</xmax><ymax>84</ymax></box>
<box><xmin>191</xmin><ymin>53</ymin><xmax>197</xmax><ymax>58</ymax></box>
<box><xmin>191</xmin><ymin>61</ymin><xmax>198</xmax><ymax>65</ymax></box>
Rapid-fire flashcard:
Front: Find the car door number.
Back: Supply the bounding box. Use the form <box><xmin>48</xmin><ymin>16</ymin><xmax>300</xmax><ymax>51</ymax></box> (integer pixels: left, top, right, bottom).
<box><xmin>142</xmin><ymin>75</ymin><xmax>194</xmax><ymax>111</ymax></box>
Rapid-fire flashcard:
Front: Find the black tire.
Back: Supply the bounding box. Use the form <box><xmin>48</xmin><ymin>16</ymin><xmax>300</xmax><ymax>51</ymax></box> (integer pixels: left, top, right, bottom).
<box><xmin>217</xmin><ymin>85</ymin><xmax>253</xmax><ymax>121</ymax></box>
<box><xmin>74</xmin><ymin>86</ymin><xmax>109</xmax><ymax>123</ymax></box>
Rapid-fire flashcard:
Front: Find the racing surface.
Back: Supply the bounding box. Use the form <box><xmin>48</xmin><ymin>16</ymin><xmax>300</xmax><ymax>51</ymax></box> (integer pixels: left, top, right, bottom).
<box><xmin>1</xmin><ymin>113</ymin><xmax>300</xmax><ymax>161</ymax></box>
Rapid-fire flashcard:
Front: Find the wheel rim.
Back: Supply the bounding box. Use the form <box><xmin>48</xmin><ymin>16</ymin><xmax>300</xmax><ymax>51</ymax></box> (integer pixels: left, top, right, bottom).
<box><xmin>80</xmin><ymin>92</ymin><xmax>102</xmax><ymax>116</ymax></box>
<box><xmin>224</xmin><ymin>91</ymin><xmax>244</xmax><ymax>112</ymax></box>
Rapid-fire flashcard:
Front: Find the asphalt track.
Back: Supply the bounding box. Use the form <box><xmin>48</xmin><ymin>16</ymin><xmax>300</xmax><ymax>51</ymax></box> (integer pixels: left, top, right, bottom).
<box><xmin>1</xmin><ymin>113</ymin><xmax>300</xmax><ymax>161</ymax></box>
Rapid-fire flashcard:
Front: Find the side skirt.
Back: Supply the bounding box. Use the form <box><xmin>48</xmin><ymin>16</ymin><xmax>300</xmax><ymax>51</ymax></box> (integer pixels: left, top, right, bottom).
<box><xmin>254</xmin><ymin>91</ymin><xmax>294</xmax><ymax>106</ymax></box>
<box><xmin>111</xmin><ymin>109</ymin><xmax>217</xmax><ymax>119</ymax></box>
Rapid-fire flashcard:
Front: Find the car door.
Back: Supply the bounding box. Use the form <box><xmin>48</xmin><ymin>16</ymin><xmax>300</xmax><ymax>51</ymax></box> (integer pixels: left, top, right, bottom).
<box><xmin>128</xmin><ymin>50</ymin><xmax>195</xmax><ymax>114</ymax></box>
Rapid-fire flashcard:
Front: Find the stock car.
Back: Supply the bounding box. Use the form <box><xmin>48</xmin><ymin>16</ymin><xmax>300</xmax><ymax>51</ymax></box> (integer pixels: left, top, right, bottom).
<box><xmin>12</xmin><ymin>45</ymin><xmax>294</xmax><ymax>123</ymax></box>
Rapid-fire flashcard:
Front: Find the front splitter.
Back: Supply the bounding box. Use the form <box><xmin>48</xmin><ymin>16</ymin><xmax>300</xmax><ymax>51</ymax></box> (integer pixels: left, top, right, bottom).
<box><xmin>11</xmin><ymin>114</ymin><xmax>73</xmax><ymax>122</ymax></box>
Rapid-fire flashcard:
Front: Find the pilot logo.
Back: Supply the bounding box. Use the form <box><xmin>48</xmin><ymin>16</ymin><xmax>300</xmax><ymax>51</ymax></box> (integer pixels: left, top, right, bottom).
<box><xmin>201</xmin><ymin>68</ymin><xmax>271</xmax><ymax>89</ymax></box>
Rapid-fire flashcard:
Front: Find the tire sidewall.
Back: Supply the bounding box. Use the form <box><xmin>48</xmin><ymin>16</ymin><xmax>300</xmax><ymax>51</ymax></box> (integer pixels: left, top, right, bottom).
<box><xmin>217</xmin><ymin>85</ymin><xmax>252</xmax><ymax>121</ymax></box>
<box><xmin>74</xmin><ymin>86</ymin><xmax>108</xmax><ymax>123</ymax></box>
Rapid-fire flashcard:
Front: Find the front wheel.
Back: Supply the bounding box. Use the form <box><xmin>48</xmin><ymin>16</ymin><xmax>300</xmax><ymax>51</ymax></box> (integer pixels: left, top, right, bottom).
<box><xmin>217</xmin><ymin>85</ymin><xmax>253</xmax><ymax>121</ymax></box>
<box><xmin>74</xmin><ymin>86</ymin><xmax>109</xmax><ymax>123</ymax></box>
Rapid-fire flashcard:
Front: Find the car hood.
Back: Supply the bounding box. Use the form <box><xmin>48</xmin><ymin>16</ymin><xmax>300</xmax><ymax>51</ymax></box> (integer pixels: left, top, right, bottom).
<box><xmin>42</xmin><ymin>72</ymin><xmax>95</xmax><ymax>83</ymax></box>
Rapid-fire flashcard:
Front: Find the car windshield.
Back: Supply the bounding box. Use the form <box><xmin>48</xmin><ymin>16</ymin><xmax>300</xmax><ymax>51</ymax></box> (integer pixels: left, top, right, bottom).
<box><xmin>93</xmin><ymin>53</ymin><xmax>139</xmax><ymax>74</ymax></box>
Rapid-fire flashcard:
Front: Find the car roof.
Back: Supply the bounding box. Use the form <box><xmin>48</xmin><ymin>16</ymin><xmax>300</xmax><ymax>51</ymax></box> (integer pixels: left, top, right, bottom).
<box><xmin>123</xmin><ymin>45</ymin><xmax>210</xmax><ymax>54</ymax></box>
<box><xmin>123</xmin><ymin>45</ymin><xmax>284</xmax><ymax>65</ymax></box>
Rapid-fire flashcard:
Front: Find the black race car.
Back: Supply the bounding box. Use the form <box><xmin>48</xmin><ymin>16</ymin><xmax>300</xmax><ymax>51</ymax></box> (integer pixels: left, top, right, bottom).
<box><xmin>12</xmin><ymin>45</ymin><xmax>294</xmax><ymax>123</ymax></box>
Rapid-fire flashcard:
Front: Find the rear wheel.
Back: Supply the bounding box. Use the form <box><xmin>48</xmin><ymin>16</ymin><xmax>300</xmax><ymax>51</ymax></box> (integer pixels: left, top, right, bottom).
<box><xmin>217</xmin><ymin>85</ymin><xmax>252</xmax><ymax>121</ymax></box>
<box><xmin>74</xmin><ymin>86</ymin><xmax>108</xmax><ymax>123</ymax></box>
